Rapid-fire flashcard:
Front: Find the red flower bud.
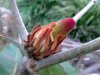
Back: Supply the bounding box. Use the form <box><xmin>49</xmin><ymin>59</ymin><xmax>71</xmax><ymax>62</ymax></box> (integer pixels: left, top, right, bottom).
<box><xmin>24</xmin><ymin>18</ymin><xmax>75</xmax><ymax>60</ymax></box>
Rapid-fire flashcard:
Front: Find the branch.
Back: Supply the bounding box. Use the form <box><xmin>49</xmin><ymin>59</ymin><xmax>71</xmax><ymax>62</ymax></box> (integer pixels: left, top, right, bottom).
<box><xmin>8</xmin><ymin>0</ymin><xmax>28</xmax><ymax>40</ymax></box>
<box><xmin>33</xmin><ymin>37</ymin><xmax>100</xmax><ymax>71</ymax></box>
<box><xmin>16</xmin><ymin>56</ymin><xmax>37</xmax><ymax>75</ymax></box>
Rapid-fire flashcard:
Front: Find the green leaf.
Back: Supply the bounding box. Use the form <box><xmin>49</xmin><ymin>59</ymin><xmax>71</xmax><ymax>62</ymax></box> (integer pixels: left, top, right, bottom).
<box><xmin>0</xmin><ymin>64</ymin><xmax>10</xmax><ymax>75</ymax></box>
<box><xmin>60</xmin><ymin>61</ymin><xmax>79</xmax><ymax>75</ymax></box>
<box><xmin>0</xmin><ymin>44</ymin><xmax>22</xmax><ymax>75</ymax></box>
<box><xmin>38</xmin><ymin>64</ymin><xmax>67</xmax><ymax>75</ymax></box>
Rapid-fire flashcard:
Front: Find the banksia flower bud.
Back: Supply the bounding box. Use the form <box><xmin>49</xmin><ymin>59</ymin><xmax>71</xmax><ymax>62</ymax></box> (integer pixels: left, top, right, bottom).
<box><xmin>24</xmin><ymin>18</ymin><xmax>75</xmax><ymax>60</ymax></box>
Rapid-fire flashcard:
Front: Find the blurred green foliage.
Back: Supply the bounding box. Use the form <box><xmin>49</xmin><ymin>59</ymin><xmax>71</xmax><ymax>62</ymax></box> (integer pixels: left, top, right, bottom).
<box><xmin>17</xmin><ymin>0</ymin><xmax>100</xmax><ymax>42</ymax></box>
<box><xmin>0</xmin><ymin>0</ymin><xmax>8</xmax><ymax>8</ymax></box>
<box><xmin>0</xmin><ymin>44</ymin><xmax>22</xmax><ymax>75</ymax></box>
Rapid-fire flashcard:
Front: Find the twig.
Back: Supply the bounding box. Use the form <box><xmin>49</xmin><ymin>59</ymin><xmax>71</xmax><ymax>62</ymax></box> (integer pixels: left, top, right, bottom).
<box><xmin>8</xmin><ymin>0</ymin><xmax>28</xmax><ymax>40</ymax></box>
<box><xmin>73</xmin><ymin>0</ymin><xmax>97</xmax><ymax>22</ymax></box>
<box><xmin>33</xmin><ymin>37</ymin><xmax>100</xmax><ymax>71</ymax></box>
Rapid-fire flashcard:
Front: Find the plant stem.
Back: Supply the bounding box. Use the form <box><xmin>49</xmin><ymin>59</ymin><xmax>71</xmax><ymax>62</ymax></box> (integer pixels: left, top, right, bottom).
<box><xmin>15</xmin><ymin>57</ymin><xmax>37</xmax><ymax>75</ymax></box>
<box><xmin>8</xmin><ymin>0</ymin><xmax>28</xmax><ymax>40</ymax></box>
<box><xmin>34</xmin><ymin>37</ymin><xmax>100</xmax><ymax>71</ymax></box>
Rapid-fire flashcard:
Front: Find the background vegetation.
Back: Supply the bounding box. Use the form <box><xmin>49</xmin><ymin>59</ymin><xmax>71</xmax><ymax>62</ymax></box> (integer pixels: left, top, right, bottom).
<box><xmin>17</xmin><ymin>0</ymin><xmax>100</xmax><ymax>42</ymax></box>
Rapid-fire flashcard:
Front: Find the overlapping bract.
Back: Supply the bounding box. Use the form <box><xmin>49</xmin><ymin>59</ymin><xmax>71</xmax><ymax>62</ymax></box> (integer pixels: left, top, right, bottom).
<box><xmin>24</xmin><ymin>18</ymin><xmax>75</xmax><ymax>59</ymax></box>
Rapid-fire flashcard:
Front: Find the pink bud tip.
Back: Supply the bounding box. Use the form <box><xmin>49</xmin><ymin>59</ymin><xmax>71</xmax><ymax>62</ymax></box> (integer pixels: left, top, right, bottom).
<box><xmin>60</xmin><ymin>18</ymin><xmax>75</xmax><ymax>32</ymax></box>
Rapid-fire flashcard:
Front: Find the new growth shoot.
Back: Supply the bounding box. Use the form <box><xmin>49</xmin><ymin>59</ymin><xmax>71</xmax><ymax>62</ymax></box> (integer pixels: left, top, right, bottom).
<box><xmin>73</xmin><ymin>0</ymin><xmax>97</xmax><ymax>23</ymax></box>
